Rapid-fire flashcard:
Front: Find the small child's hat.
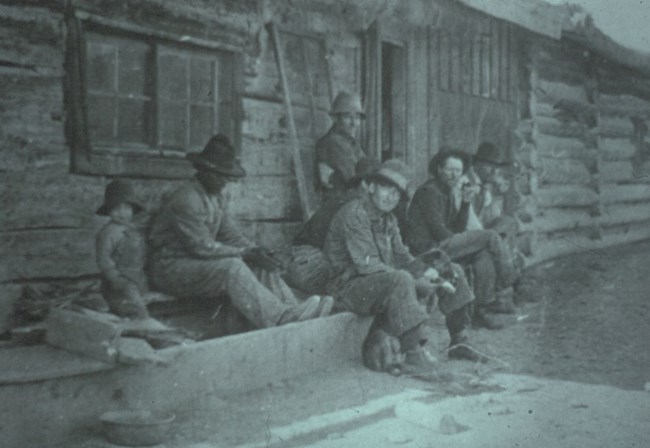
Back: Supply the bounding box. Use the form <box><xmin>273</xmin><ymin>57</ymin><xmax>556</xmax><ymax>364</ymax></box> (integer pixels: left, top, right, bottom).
<box><xmin>96</xmin><ymin>180</ymin><xmax>144</xmax><ymax>216</ymax></box>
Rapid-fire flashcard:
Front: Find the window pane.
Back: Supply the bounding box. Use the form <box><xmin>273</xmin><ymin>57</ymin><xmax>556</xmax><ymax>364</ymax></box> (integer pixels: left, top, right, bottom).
<box><xmin>159</xmin><ymin>102</ymin><xmax>187</xmax><ymax>149</ymax></box>
<box><xmin>190</xmin><ymin>58</ymin><xmax>214</xmax><ymax>105</ymax></box>
<box><xmin>118</xmin><ymin>98</ymin><xmax>150</xmax><ymax>145</ymax></box>
<box><xmin>87</xmin><ymin>42</ymin><xmax>116</xmax><ymax>93</ymax></box>
<box><xmin>190</xmin><ymin>105</ymin><xmax>214</xmax><ymax>150</ymax></box>
<box><xmin>118</xmin><ymin>41</ymin><xmax>151</xmax><ymax>96</ymax></box>
<box><xmin>159</xmin><ymin>53</ymin><xmax>188</xmax><ymax>101</ymax></box>
<box><xmin>87</xmin><ymin>95</ymin><xmax>116</xmax><ymax>142</ymax></box>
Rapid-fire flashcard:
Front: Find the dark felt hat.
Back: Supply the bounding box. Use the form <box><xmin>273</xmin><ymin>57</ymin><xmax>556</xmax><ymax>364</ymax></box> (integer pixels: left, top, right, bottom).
<box><xmin>428</xmin><ymin>148</ymin><xmax>472</xmax><ymax>175</ymax></box>
<box><xmin>474</xmin><ymin>142</ymin><xmax>513</xmax><ymax>166</ymax></box>
<box><xmin>96</xmin><ymin>180</ymin><xmax>144</xmax><ymax>216</ymax></box>
<box><xmin>186</xmin><ymin>134</ymin><xmax>246</xmax><ymax>178</ymax></box>
<box><xmin>348</xmin><ymin>156</ymin><xmax>382</xmax><ymax>186</ymax></box>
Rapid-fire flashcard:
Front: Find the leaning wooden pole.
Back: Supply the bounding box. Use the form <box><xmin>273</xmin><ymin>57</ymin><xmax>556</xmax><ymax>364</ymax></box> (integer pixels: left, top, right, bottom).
<box><xmin>266</xmin><ymin>22</ymin><xmax>312</xmax><ymax>220</ymax></box>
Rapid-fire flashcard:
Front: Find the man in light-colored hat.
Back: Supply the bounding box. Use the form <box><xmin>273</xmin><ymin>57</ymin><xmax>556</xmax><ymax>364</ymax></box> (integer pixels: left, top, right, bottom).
<box><xmin>285</xmin><ymin>156</ymin><xmax>381</xmax><ymax>295</ymax></box>
<box><xmin>315</xmin><ymin>91</ymin><xmax>366</xmax><ymax>203</ymax></box>
<box><xmin>148</xmin><ymin>134</ymin><xmax>333</xmax><ymax>331</ymax></box>
<box><xmin>324</xmin><ymin>159</ymin><xmax>486</xmax><ymax>373</ymax></box>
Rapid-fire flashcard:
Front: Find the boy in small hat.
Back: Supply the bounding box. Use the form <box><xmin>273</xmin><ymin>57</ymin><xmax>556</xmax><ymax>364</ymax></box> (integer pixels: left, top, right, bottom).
<box><xmin>96</xmin><ymin>180</ymin><xmax>150</xmax><ymax>320</ymax></box>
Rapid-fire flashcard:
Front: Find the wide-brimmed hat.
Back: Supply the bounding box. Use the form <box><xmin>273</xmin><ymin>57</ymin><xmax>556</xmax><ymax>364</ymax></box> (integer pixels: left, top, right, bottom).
<box><xmin>428</xmin><ymin>148</ymin><xmax>472</xmax><ymax>175</ymax></box>
<box><xmin>330</xmin><ymin>91</ymin><xmax>366</xmax><ymax>117</ymax></box>
<box><xmin>369</xmin><ymin>159</ymin><xmax>411</xmax><ymax>199</ymax></box>
<box><xmin>474</xmin><ymin>142</ymin><xmax>513</xmax><ymax>166</ymax></box>
<box><xmin>186</xmin><ymin>134</ymin><xmax>246</xmax><ymax>178</ymax></box>
<box><xmin>96</xmin><ymin>180</ymin><xmax>144</xmax><ymax>216</ymax></box>
<box><xmin>348</xmin><ymin>156</ymin><xmax>381</xmax><ymax>186</ymax></box>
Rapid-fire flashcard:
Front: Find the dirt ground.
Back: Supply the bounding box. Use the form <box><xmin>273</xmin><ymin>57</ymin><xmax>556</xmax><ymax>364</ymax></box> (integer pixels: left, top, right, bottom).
<box><xmin>68</xmin><ymin>240</ymin><xmax>650</xmax><ymax>447</ymax></box>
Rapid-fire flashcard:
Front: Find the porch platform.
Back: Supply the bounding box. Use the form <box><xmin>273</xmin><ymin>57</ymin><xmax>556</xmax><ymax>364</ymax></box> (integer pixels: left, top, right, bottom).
<box><xmin>0</xmin><ymin>312</ymin><xmax>371</xmax><ymax>448</ymax></box>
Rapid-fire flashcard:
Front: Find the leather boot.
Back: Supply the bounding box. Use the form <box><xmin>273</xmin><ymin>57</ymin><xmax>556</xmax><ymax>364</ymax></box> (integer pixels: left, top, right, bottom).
<box><xmin>472</xmin><ymin>306</ymin><xmax>504</xmax><ymax>330</ymax></box>
<box><xmin>277</xmin><ymin>295</ymin><xmax>322</xmax><ymax>325</ymax></box>
<box><xmin>445</xmin><ymin>306</ymin><xmax>487</xmax><ymax>362</ymax></box>
<box><xmin>486</xmin><ymin>288</ymin><xmax>516</xmax><ymax>314</ymax></box>
<box><xmin>448</xmin><ymin>331</ymin><xmax>488</xmax><ymax>363</ymax></box>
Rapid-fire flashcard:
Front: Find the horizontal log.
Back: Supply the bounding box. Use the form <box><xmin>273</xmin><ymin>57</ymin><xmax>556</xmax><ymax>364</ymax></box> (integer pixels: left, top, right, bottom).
<box><xmin>533</xmin><ymin>208</ymin><xmax>594</xmax><ymax>234</ymax></box>
<box><xmin>600</xmin><ymin>202</ymin><xmax>650</xmax><ymax>227</ymax></box>
<box><xmin>226</xmin><ymin>175</ymin><xmax>302</xmax><ymax>221</ymax></box>
<box><xmin>597</xmin><ymin>115</ymin><xmax>635</xmax><ymax>138</ymax></box>
<box><xmin>600</xmin><ymin>160</ymin><xmax>634</xmax><ymax>183</ymax></box>
<box><xmin>240</xmin><ymin>138</ymin><xmax>292</xmax><ymax>176</ymax></box>
<box><xmin>601</xmin><ymin>184</ymin><xmax>650</xmax><ymax>203</ymax></box>
<box><xmin>598</xmin><ymin>137</ymin><xmax>638</xmax><ymax>161</ymax></box>
<box><xmin>536</xmin><ymin>185</ymin><xmax>598</xmax><ymax>208</ymax></box>
<box><xmin>597</xmin><ymin>94</ymin><xmax>650</xmax><ymax>118</ymax></box>
<box><xmin>238</xmin><ymin>221</ymin><xmax>302</xmax><ymax>253</ymax></box>
<box><xmin>532</xmin><ymin>202</ymin><xmax>650</xmax><ymax>234</ymax></box>
<box><xmin>536</xmin><ymin>79</ymin><xmax>588</xmax><ymax>105</ymax></box>
<box><xmin>535</xmin><ymin>134</ymin><xmax>595</xmax><ymax>161</ymax></box>
<box><xmin>538</xmin><ymin>157</ymin><xmax>593</xmax><ymax>185</ymax></box>
<box><xmin>0</xmin><ymin>284</ymin><xmax>23</xmax><ymax>333</ymax></box>
<box><xmin>0</xmin><ymin>228</ymin><xmax>99</xmax><ymax>281</ymax></box>
<box><xmin>242</xmin><ymin>97</ymin><xmax>331</xmax><ymax>145</ymax></box>
<box><xmin>535</xmin><ymin>116</ymin><xmax>588</xmax><ymax>139</ymax></box>
<box><xmin>0</xmin><ymin>168</ymin><xmax>105</xmax><ymax>231</ymax></box>
<box><xmin>527</xmin><ymin>219</ymin><xmax>650</xmax><ymax>266</ymax></box>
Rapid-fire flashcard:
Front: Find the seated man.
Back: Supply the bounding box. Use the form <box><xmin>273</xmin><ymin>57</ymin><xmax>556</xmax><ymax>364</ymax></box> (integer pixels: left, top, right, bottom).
<box><xmin>285</xmin><ymin>157</ymin><xmax>381</xmax><ymax>295</ymax></box>
<box><xmin>324</xmin><ymin>159</ymin><xmax>485</xmax><ymax>371</ymax></box>
<box><xmin>472</xmin><ymin>142</ymin><xmax>523</xmax><ymax>287</ymax></box>
<box><xmin>147</xmin><ymin>134</ymin><xmax>332</xmax><ymax>330</ymax></box>
<box><xmin>406</xmin><ymin>149</ymin><xmax>515</xmax><ymax>329</ymax></box>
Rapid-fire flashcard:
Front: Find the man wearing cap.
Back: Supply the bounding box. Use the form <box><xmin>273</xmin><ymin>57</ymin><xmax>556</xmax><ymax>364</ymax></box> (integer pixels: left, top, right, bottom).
<box><xmin>315</xmin><ymin>91</ymin><xmax>366</xmax><ymax>203</ymax></box>
<box><xmin>148</xmin><ymin>134</ymin><xmax>332</xmax><ymax>330</ymax></box>
<box><xmin>285</xmin><ymin>157</ymin><xmax>381</xmax><ymax>295</ymax></box>
<box><xmin>406</xmin><ymin>149</ymin><xmax>515</xmax><ymax>329</ymax></box>
<box><xmin>324</xmin><ymin>159</ymin><xmax>485</xmax><ymax>370</ymax></box>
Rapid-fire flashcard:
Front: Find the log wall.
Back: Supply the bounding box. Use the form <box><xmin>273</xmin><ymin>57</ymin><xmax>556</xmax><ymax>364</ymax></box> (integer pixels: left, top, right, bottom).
<box><xmin>517</xmin><ymin>36</ymin><xmax>650</xmax><ymax>266</ymax></box>
<box><xmin>0</xmin><ymin>0</ymin><xmax>371</xmax><ymax>331</ymax></box>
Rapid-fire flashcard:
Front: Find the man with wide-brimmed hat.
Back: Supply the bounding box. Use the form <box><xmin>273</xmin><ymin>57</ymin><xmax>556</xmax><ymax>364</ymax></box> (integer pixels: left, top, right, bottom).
<box><xmin>406</xmin><ymin>148</ymin><xmax>516</xmax><ymax>329</ymax></box>
<box><xmin>285</xmin><ymin>156</ymin><xmax>381</xmax><ymax>295</ymax></box>
<box><xmin>315</xmin><ymin>91</ymin><xmax>366</xmax><ymax>202</ymax></box>
<box><xmin>324</xmin><ymin>159</ymin><xmax>486</xmax><ymax>373</ymax></box>
<box><xmin>148</xmin><ymin>134</ymin><xmax>332</xmax><ymax>330</ymax></box>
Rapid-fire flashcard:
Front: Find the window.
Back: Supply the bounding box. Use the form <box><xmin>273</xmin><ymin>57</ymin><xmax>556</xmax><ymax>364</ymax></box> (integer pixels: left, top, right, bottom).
<box><xmin>66</xmin><ymin>14</ymin><xmax>242</xmax><ymax>178</ymax></box>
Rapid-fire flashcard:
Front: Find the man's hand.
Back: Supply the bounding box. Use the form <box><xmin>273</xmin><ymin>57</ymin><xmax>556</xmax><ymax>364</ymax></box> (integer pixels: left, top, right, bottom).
<box><xmin>461</xmin><ymin>181</ymin><xmax>479</xmax><ymax>203</ymax></box>
<box><xmin>242</xmin><ymin>246</ymin><xmax>283</xmax><ymax>272</ymax></box>
<box><xmin>422</xmin><ymin>267</ymin><xmax>440</xmax><ymax>283</ymax></box>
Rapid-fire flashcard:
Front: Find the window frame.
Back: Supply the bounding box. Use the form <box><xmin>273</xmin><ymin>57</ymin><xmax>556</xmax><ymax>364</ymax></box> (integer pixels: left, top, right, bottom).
<box><xmin>65</xmin><ymin>11</ymin><xmax>244</xmax><ymax>179</ymax></box>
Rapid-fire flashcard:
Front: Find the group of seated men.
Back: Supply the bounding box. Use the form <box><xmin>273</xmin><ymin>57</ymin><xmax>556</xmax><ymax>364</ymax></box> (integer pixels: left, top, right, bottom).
<box><xmin>95</xmin><ymin>91</ymin><xmax>521</xmax><ymax>375</ymax></box>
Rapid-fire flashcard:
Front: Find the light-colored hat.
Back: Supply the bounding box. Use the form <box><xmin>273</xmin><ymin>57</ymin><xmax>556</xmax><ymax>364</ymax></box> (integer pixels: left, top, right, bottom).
<box><xmin>370</xmin><ymin>159</ymin><xmax>411</xmax><ymax>199</ymax></box>
<box><xmin>330</xmin><ymin>91</ymin><xmax>365</xmax><ymax>117</ymax></box>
